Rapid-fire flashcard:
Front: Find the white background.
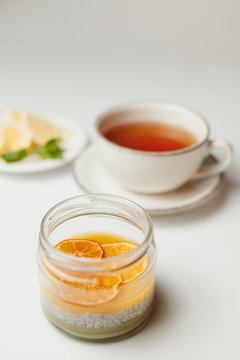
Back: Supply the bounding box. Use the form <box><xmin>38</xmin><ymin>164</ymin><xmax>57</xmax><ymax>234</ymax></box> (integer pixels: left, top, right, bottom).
<box><xmin>0</xmin><ymin>1</ymin><xmax>240</xmax><ymax>359</ymax></box>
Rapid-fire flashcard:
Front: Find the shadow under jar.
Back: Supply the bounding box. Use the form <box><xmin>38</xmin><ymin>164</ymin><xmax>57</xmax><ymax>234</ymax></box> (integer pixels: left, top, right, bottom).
<box><xmin>37</xmin><ymin>194</ymin><xmax>157</xmax><ymax>341</ymax></box>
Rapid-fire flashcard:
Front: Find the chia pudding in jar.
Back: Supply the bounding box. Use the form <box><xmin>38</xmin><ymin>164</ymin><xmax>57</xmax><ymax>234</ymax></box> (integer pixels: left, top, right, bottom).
<box><xmin>37</xmin><ymin>194</ymin><xmax>157</xmax><ymax>341</ymax></box>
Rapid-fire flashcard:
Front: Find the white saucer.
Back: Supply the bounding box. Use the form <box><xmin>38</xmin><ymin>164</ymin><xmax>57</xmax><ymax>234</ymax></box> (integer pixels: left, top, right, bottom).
<box><xmin>73</xmin><ymin>144</ymin><xmax>223</xmax><ymax>215</ymax></box>
<box><xmin>0</xmin><ymin>115</ymin><xmax>88</xmax><ymax>173</ymax></box>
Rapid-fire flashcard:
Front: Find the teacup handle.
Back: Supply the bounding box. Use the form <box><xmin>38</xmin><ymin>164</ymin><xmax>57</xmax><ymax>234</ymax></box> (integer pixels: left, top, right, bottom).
<box><xmin>191</xmin><ymin>139</ymin><xmax>233</xmax><ymax>181</ymax></box>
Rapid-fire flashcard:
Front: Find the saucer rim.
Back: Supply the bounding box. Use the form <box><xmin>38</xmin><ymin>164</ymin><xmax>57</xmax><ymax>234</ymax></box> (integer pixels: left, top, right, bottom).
<box><xmin>72</xmin><ymin>144</ymin><xmax>224</xmax><ymax>216</ymax></box>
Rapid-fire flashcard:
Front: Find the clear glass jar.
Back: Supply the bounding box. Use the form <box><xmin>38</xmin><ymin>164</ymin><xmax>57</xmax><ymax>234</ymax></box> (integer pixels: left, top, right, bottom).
<box><xmin>37</xmin><ymin>194</ymin><xmax>157</xmax><ymax>341</ymax></box>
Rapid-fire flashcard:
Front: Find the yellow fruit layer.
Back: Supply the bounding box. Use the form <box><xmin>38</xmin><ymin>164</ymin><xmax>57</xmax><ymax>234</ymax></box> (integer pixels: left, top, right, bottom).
<box><xmin>40</xmin><ymin>232</ymin><xmax>155</xmax><ymax>314</ymax></box>
<box><xmin>40</xmin><ymin>277</ymin><xmax>155</xmax><ymax>315</ymax></box>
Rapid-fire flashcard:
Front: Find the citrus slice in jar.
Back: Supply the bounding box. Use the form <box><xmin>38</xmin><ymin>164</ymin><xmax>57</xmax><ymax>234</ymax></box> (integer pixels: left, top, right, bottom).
<box><xmin>54</xmin><ymin>238</ymin><xmax>122</xmax><ymax>306</ymax></box>
<box><xmin>56</xmin><ymin>238</ymin><xmax>104</xmax><ymax>258</ymax></box>
<box><xmin>101</xmin><ymin>242</ymin><xmax>148</xmax><ymax>284</ymax></box>
<box><xmin>101</xmin><ymin>242</ymin><xmax>136</xmax><ymax>257</ymax></box>
<box><xmin>121</xmin><ymin>255</ymin><xmax>149</xmax><ymax>284</ymax></box>
<box><xmin>59</xmin><ymin>274</ymin><xmax>121</xmax><ymax>306</ymax></box>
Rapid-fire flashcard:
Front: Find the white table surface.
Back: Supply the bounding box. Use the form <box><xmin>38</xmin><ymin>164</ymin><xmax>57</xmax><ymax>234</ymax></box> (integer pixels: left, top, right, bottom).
<box><xmin>0</xmin><ymin>1</ymin><xmax>240</xmax><ymax>359</ymax></box>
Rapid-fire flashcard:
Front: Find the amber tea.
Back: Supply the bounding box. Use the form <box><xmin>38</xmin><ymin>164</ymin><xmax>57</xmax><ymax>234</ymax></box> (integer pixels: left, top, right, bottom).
<box><xmin>103</xmin><ymin>121</ymin><xmax>196</xmax><ymax>152</ymax></box>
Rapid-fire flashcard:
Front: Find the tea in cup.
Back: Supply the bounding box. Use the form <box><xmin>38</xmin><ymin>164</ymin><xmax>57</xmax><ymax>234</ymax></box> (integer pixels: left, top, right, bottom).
<box><xmin>93</xmin><ymin>102</ymin><xmax>233</xmax><ymax>194</ymax></box>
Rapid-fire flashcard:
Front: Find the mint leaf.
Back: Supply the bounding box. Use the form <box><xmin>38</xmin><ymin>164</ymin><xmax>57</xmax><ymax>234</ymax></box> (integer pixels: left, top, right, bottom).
<box><xmin>2</xmin><ymin>149</ymin><xmax>28</xmax><ymax>162</ymax></box>
<box><xmin>36</xmin><ymin>138</ymin><xmax>64</xmax><ymax>159</ymax></box>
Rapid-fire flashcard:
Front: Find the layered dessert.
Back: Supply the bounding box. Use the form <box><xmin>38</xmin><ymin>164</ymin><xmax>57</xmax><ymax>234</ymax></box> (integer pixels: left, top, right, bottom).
<box><xmin>39</xmin><ymin>233</ymin><xmax>155</xmax><ymax>340</ymax></box>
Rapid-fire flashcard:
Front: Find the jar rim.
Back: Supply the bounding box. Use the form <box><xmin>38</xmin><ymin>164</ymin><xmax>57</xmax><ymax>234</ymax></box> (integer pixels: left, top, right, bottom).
<box><xmin>39</xmin><ymin>194</ymin><xmax>153</xmax><ymax>271</ymax></box>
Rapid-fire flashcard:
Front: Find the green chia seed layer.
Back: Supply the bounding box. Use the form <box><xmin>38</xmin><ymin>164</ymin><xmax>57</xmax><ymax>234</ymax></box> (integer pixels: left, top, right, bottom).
<box><xmin>41</xmin><ymin>289</ymin><xmax>154</xmax><ymax>339</ymax></box>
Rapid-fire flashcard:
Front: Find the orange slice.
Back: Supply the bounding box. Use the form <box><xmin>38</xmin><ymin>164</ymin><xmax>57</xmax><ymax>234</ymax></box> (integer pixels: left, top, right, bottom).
<box><xmin>101</xmin><ymin>242</ymin><xmax>148</xmax><ymax>284</ymax></box>
<box><xmin>57</xmin><ymin>273</ymin><xmax>122</xmax><ymax>306</ymax></box>
<box><xmin>50</xmin><ymin>239</ymin><xmax>122</xmax><ymax>306</ymax></box>
<box><xmin>50</xmin><ymin>238</ymin><xmax>148</xmax><ymax>305</ymax></box>
<box><xmin>121</xmin><ymin>255</ymin><xmax>149</xmax><ymax>284</ymax></box>
<box><xmin>59</xmin><ymin>281</ymin><xmax>120</xmax><ymax>306</ymax></box>
<box><xmin>55</xmin><ymin>239</ymin><xmax>104</xmax><ymax>258</ymax></box>
<box><xmin>46</xmin><ymin>258</ymin><xmax>122</xmax><ymax>306</ymax></box>
<box><xmin>101</xmin><ymin>242</ymin><xmax>137</xmax><ymax>257</ymax></box>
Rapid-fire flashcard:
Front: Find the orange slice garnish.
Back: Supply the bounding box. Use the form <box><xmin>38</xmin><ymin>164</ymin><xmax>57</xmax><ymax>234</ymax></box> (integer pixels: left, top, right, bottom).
<box><xmin>101</xmin><ymin>242</ymin><xmax>136</xmax><ymax>257</ymax></box>
<box><xmin>121</xmin><ymin>255</ymin><xmax>148</xmax><ymax>284</ymax></box>
<box><xmin>45</xmin><ymin>258</ymin><xmax>122</xmax><ymax>306</ymax></box>
<box><xmin>59</xmin><ymin>281</ymin><xmax>120</xmax><ymax>306</ymax></box>
<box><xmin>101</xmin><ymin>242</ymin><xmax>148</xmax><ymax>284</ymax></box>
<box><xmin>48</xmin><ymin>238</ymin><xmax>148</xmax><ymax>306</ymax></box>
<box><xmin>50</xmin><ymin>239</ymin><xmax>123</xmax><ymax>306</ymax></box>
<box><xmin>58</xmin><ymin>274</ymin><xmax>122</xmax><ymax>306</ymax></box>
<box><xmin>55</xmin><ymin>238</ymin><xmax>104</xmax><ymax>258</ymax></box>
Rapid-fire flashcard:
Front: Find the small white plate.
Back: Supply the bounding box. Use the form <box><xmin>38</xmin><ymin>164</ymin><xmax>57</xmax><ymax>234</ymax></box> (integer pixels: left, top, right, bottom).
<box><xmin>0</xmin><ymin>115</ymin><xmax>88</xmax><ymax>173</ymax></box>
<box><xmin>73</xmin><ymin>144</ymin><xmax>224</xmax><ymax>215</ymax></box>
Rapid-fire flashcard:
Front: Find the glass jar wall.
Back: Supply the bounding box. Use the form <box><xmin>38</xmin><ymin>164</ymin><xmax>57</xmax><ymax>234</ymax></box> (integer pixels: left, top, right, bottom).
<box><xmin>37</xmin><ymin>194</ymin><xmax>157</xmax><ymax>341</ymax></box>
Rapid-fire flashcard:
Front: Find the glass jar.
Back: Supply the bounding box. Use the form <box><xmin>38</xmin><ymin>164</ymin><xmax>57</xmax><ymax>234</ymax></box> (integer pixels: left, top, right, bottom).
<box><xmin>37</xmin><ymin>194</ymin><xmax>157</xmax><ymax>341</ymax></box>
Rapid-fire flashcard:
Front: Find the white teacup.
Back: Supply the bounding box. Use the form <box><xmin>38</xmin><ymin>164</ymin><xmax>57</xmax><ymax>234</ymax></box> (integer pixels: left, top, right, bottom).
<box><xmin>93</xmin><ymin>102</ymin><xmax>233</xmax><ymax>194</ymax></box>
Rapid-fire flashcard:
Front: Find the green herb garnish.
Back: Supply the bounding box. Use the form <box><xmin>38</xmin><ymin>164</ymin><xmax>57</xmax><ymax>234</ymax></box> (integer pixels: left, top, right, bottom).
<box><xmin>2</xmin><ymin>149</ymin><xmax>28</xmax><ymax>162</ymax></box>
<box><xmin>1</xmin><ymin>138</ymin><xmax>64</xmax><ymax>163</ymax></box>
<box><xmin>36</xmin><ymin>138</ymin><xmax>64</xmax><ymax>159</ymax></box>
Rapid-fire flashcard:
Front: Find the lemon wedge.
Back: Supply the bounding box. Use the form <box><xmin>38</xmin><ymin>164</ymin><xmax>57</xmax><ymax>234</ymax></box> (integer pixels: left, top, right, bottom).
<box><xmin>2</xmin><ymin>123</ymin><xmax>32</xmax><ymax>153</ymax></box>
<box><xmin>0</xmin><ymin>123</ymin><xmax>5</xmax><ymax>154</ymax></box>
<box><xmin>5</xmin><ymin>110</ymin><xmax>70</xmax><ymax>146</ymax></box>
<box><xmin>2</xmin><ymin>109</ymin><xmax>71</xmax><ymax>161</ymax></box>
<box><xmin>27</xmin><ymin>114</ymin><xmax>68</xmax><ymax>146</ymax></box>
<box><xmin>5</xmin><ymin>110</ymin><xmax>28</xmax><ymax>128</ymax></box>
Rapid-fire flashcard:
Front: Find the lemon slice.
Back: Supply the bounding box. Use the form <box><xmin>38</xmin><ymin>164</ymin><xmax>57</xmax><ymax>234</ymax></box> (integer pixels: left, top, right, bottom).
<box><xmin>27</xmin><ymin>114</ymin><xmax>68</xmax><ymax>146</ymax></box>
<box><xmin>0</xmin><ymin>123</ymin><xmax>5</xmax><ymax>154</ymax></box>
<box><xmin>2</xmin><ymin>123</ymin><xmax>32</xmax><ymax>153</ymax></box>
<box><xmin>5</xmin><ymin>110</ymin><xmax>28</xmax><ymax>128</ymax></box>
<box><xmin>5</xmin><ymin>110</ymin><xmax>70</xmax><ymax>147</ymax></box>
